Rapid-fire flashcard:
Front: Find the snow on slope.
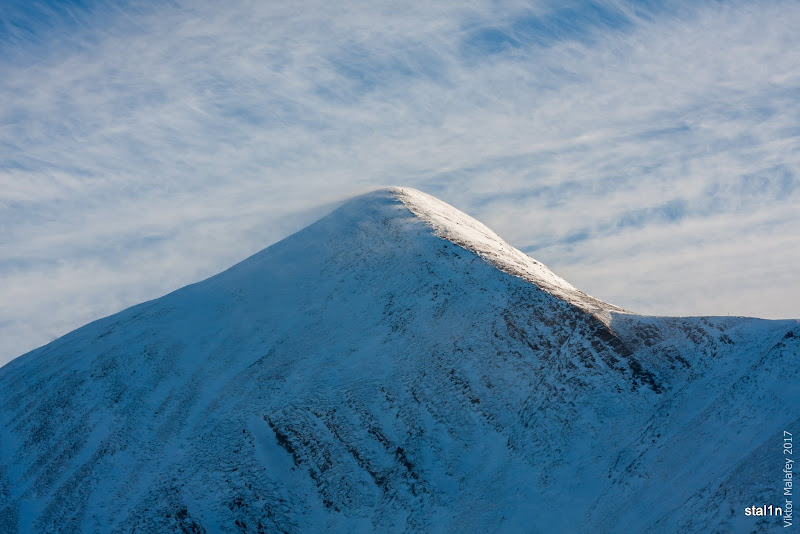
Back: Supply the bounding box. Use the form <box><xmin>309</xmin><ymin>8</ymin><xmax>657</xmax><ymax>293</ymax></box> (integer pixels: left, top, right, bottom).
<box><xmin>0</xmin><ymin>188</ymin><xmax>798</xmax><ymax>533</ymax></box>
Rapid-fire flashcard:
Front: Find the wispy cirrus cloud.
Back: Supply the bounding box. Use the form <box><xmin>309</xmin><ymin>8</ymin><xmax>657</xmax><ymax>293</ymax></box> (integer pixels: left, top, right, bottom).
<box><xmin>2</xmin><ymin>0</ymin><xmax>799</xmax><ymax>365</ymax></box>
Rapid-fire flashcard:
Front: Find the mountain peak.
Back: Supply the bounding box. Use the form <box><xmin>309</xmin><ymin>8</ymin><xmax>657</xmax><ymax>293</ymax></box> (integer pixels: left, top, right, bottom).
<box><xmin>1</xmin><ymin>190</ymin><xmax>796</xmax><ymax>534</ymax></box>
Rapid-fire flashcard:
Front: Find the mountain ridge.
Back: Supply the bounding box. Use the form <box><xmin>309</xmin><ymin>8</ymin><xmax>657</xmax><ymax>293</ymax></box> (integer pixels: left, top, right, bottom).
<box><xmin>391</xmin><ymin>187</ymin><xmax>628</xmax><ymax>324</ymax></box>
<box><xmin>0</xmin><ymin>187</ymin><xmax>797</xmax><ymax>533</ymax></box>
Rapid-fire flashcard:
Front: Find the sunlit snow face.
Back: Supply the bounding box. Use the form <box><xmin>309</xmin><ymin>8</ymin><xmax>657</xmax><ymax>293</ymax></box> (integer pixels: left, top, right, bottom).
<box><xmin>2</xmin><ymin>0</ymin><xmax>800</xmax><ymax>365</ymax></box>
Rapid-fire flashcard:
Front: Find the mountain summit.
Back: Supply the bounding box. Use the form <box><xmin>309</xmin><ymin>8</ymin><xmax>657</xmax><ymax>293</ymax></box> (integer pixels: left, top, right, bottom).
<box><xmin>1</xmin><ymin>187</ymin><xmax>797</xmax><ymax>533</ymax></box>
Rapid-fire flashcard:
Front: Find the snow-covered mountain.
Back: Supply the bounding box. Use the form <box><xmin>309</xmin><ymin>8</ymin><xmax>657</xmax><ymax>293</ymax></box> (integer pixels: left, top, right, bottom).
<box><xmin>1</xmin><ymin>187</ymin><xmax>797</xmax><ymax>533</ymax></box>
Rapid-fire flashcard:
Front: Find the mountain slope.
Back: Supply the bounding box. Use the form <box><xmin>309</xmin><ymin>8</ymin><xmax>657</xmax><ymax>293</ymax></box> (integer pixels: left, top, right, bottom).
<box><xmin>1</xmin><ymin>187</ymin><xmax>797</xmax><ymax>533</ymax></box>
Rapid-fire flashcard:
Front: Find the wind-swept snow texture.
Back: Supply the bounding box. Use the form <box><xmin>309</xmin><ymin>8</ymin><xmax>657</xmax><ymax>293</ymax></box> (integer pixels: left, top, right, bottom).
<box><xmin>1</xmin><ymin>188</ymin><xmax>798</xmax><ymax>533</ymax></box>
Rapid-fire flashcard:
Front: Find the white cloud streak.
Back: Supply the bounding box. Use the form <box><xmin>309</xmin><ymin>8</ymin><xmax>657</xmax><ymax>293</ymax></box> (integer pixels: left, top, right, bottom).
<box><xmin>2</xmin><ymin>0</ymin><xmax>800</xmax><ymax>365</ymax></box>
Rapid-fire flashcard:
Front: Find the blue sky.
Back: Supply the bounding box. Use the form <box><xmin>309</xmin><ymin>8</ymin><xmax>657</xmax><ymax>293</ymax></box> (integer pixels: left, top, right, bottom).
<box><xmin>2</xmin><ymin>0</ymin><xmax>800</xmax><ymax>365</ymax></box>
